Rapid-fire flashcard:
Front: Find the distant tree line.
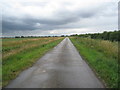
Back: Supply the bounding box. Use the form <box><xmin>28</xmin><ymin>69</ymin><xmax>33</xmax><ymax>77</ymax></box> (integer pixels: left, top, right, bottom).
<box><xmin>15</xmin><ymin>36</ymin><xmax>59</xmax><ymax>38</ymax></box>
<box><xmin>2</xmin><ymin>35</ymin><xmax>70</xmax><ymax>38</ymax></box>
<box><xmin>14</xmin><ymin>35</ymin><xmax>69</xmax><ymax>38</ymax></box>
<box><xmin>71</xmin><ymin>30</ymin><xmax>120</xmax><ymax>41</ymax></box>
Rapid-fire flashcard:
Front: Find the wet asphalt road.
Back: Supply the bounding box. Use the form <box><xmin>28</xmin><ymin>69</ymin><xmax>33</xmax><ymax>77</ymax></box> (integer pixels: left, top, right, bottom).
<box><xmin>7</xmin><ymin>37</ymin><xmax>104</xmax><ymax>88</ymax></box>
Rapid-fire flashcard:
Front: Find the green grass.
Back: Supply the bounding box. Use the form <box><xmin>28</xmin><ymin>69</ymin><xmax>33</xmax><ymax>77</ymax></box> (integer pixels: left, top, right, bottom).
<box><xmin>2</xmin><ymin>37</ymin><xmax>64</xmax><ymax>87</ymax></box>
<box><xmin>70</xmin><ymin>37</ymin><xmax>118</xmax><ymax>88</ymax></box>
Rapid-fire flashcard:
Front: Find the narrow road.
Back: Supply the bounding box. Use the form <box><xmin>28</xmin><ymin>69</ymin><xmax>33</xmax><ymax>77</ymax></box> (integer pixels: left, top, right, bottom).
<box><xmin>7</xmin><ymin>37</ymin><xmax>104</xmax><ymax>88</ymax></box>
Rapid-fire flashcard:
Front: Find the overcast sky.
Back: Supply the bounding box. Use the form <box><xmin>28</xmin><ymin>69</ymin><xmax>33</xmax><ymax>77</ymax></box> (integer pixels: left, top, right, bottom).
<box><xmin>1</xmin><ymin>0</ymin><xmax>119</xmax><ymax>36</ymax></box>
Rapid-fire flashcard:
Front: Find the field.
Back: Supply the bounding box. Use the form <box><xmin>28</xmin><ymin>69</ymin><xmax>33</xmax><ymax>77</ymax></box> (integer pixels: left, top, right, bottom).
<box><xmin>70</xmin><ymin>37</ymin><xmax>118</xmax><ymax>88</ymax></box>
<box><xmin>2</xmin><ymin>37</ymin><xmax>64</xmax><ymax>87</ymax></box>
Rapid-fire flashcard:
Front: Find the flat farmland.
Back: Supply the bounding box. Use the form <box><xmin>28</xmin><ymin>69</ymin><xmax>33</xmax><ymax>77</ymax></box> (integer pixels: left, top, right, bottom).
<box><xmin>5</xmin><ymin>38</ymin><xmax>105</xmax><ymax>88</ymax></box>
<box><xmin>2</xmin><ymin>37</ymin><xmax>118</xmax><ymax>88</ymax></box>
<box><xmin>2</xmin><ymin>37</ymin><xmax>64</xmax><ymax>87</ymax></box>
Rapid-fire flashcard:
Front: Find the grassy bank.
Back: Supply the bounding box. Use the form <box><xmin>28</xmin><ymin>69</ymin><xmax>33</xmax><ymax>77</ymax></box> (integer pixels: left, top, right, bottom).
<box><xmin>2</xmin><ymin>37</ymin><xmax>64</xmax><ymax>87</ymax></box>
<box><xmin>70</xmin><ymin>37</ymin><xmax>118</xmax><ymax>88</ymax></box>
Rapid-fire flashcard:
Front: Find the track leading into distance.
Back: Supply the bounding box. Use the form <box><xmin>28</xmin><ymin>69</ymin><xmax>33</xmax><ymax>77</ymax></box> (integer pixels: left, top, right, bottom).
<box><xmin>7</xmin><ymin>37</ymin><xmax>104</xmax><ymax>88</ymax></box>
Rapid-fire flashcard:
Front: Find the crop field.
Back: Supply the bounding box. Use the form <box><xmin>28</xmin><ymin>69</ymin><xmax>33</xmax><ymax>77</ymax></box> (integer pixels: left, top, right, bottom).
<box><xmin>70</xmin><ymin>37</ymin><xmax>118</xmax><ymax>88</ymax></box>
<box><xmin>2</xmin><ymin>37</ymin><xmax>64</xmax><ymax>87</ymax></box>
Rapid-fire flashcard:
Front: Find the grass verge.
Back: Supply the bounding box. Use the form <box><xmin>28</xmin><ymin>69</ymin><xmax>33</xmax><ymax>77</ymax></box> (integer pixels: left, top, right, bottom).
<box><xmin>2</xmin><ymin>37</ymin><xmax>64</xmax><ymax>87</ymax></box>
<box><xmin>70</xmin><ymin>37</ymin><xmax>118</xmax><ymax>88</ymax></box>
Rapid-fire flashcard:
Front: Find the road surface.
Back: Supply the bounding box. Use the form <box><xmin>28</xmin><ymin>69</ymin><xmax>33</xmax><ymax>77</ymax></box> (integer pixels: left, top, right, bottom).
<box><xmin>6</xmin><ymin>37</ymin><xmax>104</xmax><ymax>88</ymax></box>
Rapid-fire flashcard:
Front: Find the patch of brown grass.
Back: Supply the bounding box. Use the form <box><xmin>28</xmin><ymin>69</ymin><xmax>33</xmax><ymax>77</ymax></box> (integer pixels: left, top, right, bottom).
<box><xmin>2</xmin><ymin>37</ymin><xmax>63</xmax><ymax>60</ymax></box>
<box><xmin>77</xmin><ymin>38</ymin><xmax>118</xmax><ymax>59</ymax></box>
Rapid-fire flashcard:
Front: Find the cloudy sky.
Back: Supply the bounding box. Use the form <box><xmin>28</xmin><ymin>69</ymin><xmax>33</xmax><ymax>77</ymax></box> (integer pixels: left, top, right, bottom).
<box><xmin>2</xmin><ymin>0</ymin><xmax>119</xmax><ymax>36</ymax></box>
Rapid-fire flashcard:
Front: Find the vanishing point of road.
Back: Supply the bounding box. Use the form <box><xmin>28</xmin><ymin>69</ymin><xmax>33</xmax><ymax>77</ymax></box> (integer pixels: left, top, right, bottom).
<box><xmin>7</xmin><ymin>37</ymin><xmax>104</xmax><ymax>88</ymax></box>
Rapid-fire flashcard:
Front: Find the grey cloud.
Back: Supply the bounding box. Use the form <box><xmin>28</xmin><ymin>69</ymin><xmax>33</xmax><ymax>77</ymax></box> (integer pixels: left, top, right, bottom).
<box><xmin>2</xmin><ymin>7</ymin><xmax>98</xmax><ymax>33</ymax></box>
<box><xmin>2</xmin><ymin>0</ymin><xmax>118</xmax><ymax>36</ymax></box>
<box><xmin>2</xmin><ymin>18</ymin><xmax>35</xmax><ymax>33</ymax></box>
